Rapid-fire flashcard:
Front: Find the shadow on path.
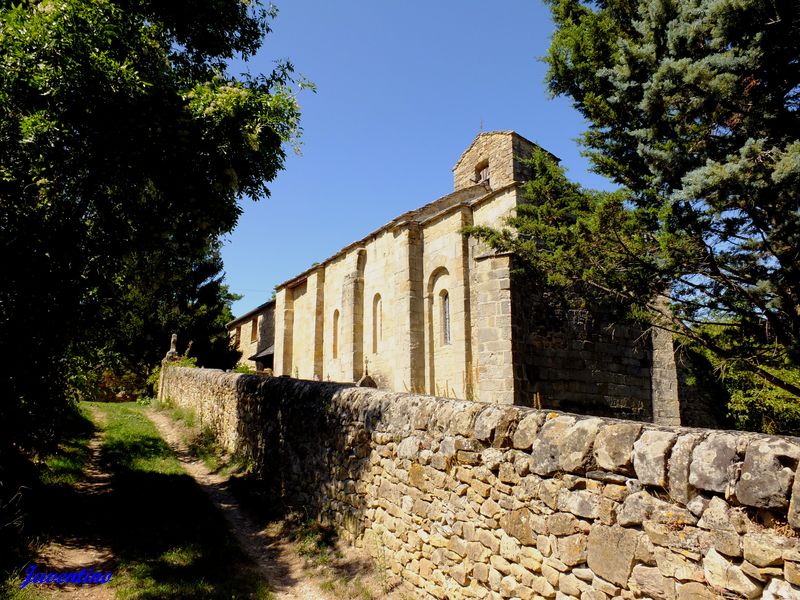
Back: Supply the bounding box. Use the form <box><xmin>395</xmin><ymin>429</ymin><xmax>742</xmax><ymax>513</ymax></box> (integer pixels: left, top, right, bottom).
<box><xmin>28</xmin><ymin>403</ymin><xmax>277</xmax><ymax>599</ymax></box>
<box><xmin>145</xmin><ymin>409</ymin><xmax>330</xmax><ymax>600</ymax></box>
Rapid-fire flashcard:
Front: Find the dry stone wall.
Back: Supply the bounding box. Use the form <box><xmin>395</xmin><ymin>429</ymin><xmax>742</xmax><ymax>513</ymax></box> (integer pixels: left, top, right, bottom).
<box><xmin>160</xmin><ymin>366</ymin><xmax>800</xmax><ymax>600</ymax></box>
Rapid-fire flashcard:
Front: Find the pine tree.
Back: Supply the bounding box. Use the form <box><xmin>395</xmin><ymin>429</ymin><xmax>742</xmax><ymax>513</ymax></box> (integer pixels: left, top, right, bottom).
<box><xmin>471</xmin><ymin>0</ymin><xmax>800</xmax><ymax>397</ymax></box>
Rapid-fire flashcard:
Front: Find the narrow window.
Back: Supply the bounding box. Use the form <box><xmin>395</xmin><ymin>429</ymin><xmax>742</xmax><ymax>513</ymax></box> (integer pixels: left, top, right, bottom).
<box><xmin>372</xmin><ymin>294</ymin><xmax>382</xmax><ymax>353</ymax></box>
<box><xmin>332</xmin><ymin>310</ymin><xmax>340</xmax><ymax>359</ymax></box>
<box><xmin>250</xmin><ymin>317</ymin><xmax>258</xmax><ymax>343</ymax></box>
<box><xmin>235</xmin><ymin>326</ymin><xmax>241</xmax><ymax>347</ymax></box>
<box><xmin>440</xmin><ymin>290</ymin><xmax>451</xmax><ymax>345</ymax></box>
<box><xmin>474</xmin><ymin>160</ymin><xmax>489</xmax><ymax>185</ymax></box>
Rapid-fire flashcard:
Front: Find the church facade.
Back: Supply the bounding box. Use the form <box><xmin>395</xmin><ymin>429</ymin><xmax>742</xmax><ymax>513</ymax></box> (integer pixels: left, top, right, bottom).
<box><xmin>268</xmin><ymin>131</ymin><xmax>684</xmax><ymax>422</ymax></box>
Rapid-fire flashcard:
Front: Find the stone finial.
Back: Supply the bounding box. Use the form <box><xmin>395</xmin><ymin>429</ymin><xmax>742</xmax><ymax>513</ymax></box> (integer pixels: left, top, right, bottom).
<box><xmin>357</xmin><ymin>358</ymin><xmax>377</xmax><ymax>388</ymax></box>
<box><xmin>166</xmin><ymin>333</ymin><xmax>178</xmax><ymax>361</ymax></box>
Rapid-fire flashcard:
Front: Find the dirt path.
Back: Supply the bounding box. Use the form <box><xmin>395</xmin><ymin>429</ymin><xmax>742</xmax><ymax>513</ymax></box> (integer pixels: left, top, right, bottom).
<box><xmin>144</xmin><ymin>409</ymin><xmax>372</xmax><ymax>600</ymax></box>
<box><xmin>28</xmin><ymin>405</ymin><xmax>411</xmax><ymax>599</ymax></box>
<box><xmin>36</xmin><ymin>407</ymin><xmax>115</xmax><ymax>599</ymax></box>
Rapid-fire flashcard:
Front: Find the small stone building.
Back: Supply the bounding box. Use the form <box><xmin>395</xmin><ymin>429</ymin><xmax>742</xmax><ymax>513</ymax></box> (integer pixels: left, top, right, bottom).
<box><xmin>228</xmin><ymin>300</ymin><xmax>275</xmax><ymax>371</ymax></box>
<box><xmin>268</xmin><ymin>131</ymin><xmax>685</xmax><ymax>423</ymax></box>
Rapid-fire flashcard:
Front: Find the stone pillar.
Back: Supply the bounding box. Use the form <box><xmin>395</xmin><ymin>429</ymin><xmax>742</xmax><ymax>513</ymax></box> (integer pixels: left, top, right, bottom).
<box><xmin>341</xmin><ymin>249</ymin><xmax>366</xmax><ymax>382</ymax></box>
<box><xmin>651</xmin><ymin>325</ymin><xmax>682</xmax><ymax>426</ymax></box>
<box><xmin>392</xmin><ymin>223</ymin><xmax>425</xmax><ymax>393</ymax></box>
<box><xmin>273</xmin><ymin>288</ymin><xmax>294</xmax><ymax>376</ymax></box>
<box><xmin>472</xmin><ymin>251</ymin><xmax>515</xmax><ymax>404</ymax></box>
<box><xmin>309</xmin><ymin>267</ymin><xmax>326</xmax><ymax>381</ymax></box>
<box><xmin>458</xmin><ymin>208</ymin><xmax>475</xmax><ymax>399</ymax></box>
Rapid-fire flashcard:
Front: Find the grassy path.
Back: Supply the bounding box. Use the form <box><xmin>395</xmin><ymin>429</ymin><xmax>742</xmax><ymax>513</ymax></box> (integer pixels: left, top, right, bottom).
<box><xmin>89</xmin><ymin>402</ymin><xmax>274</xmax><ymax>599</ymax></box>
<box><xmin>144</xmin><ymin>409</ymin><xmax>330</xmax><ymax>600</ymax></box>
<box><xmin>6</xmin><ymin>402</ymin><xmax>414</xmax><ymax>600</ymax></box>
<box><xmin>9</xmin><ymin>402</ymin><xmax>273</xmax><ymax>599</ymax></box>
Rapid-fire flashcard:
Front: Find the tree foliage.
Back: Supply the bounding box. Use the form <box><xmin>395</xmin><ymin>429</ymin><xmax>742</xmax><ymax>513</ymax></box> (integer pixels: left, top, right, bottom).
<box><xmin>0</xmin><ymin>0</ymin><xmax>303</xmax><ymax>453</ymax></box>
<box><xmin>472</xmin><ymin>0</ymin><xmax>800</xmax><ymax>398</ymax></box>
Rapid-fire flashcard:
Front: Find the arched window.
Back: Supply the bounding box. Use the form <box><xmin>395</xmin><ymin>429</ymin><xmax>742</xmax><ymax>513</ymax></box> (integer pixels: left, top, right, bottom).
<box><xmin>440</xmin><ymin>290</ymin><xmax>451</xmax><ymax>346</ymax></box>
<box><xmin>332</xmin><ymin>309</ymin><xmax>340</xmax><ymax>359</ymax></box>
<box><xmin>372</xmin><ymin>294</ymin><xmax>382</xmax><ymax>354</ymax></box>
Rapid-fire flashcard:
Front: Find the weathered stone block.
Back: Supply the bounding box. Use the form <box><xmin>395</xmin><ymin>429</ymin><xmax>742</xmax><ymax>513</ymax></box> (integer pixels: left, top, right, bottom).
<box><xmin>558</xmin><ymin>418</ymin><xmax>602</xmax><ymax>473</ymax></box>
<box><xmin>480</xmin><ymin>497</ymin><xmax>501</xmax><ymax>518</ymax></box>
<box><xmin>618</xmin><ymin>491</ymin><xmax>696</xmax><ymax>527</ymax></box>
<box><xmin>499</xmin><ymin>508</ymin><xmax>540</xmax><ymax>546</ymax></box>
<box><xmin>676</xmin><ymin>581</ymin><xmax>716</xmax><ymax>599</ymax></box>
<box><xmin>481</xmin><ymin>447</ymin><xmax>504</xmax><ymax>471</ymax></box>
<box><xmin>786</xmin><ymin>561</ymin><xmax>800</xmax><ymax>586</ymax></box>
<box><xmin>466</xmin><ymin>541</ymin><xmax>491</xmax><ymax>562</ymax></box>
<box><xmin>557</xmin><ymin>489</ymin><xmax>600</xmax><ymax>519</ymax></box>
<box><xmin>696</xmin><ymin>497</ymin><xmax>749</xmax><ymax>534</ymax></box>
<box><xmin>736</xmin><ymin>438</ymin><xmax>800</xmax><ymax>508</ymax></box>
<box><xmin>546</xmin><ymin>512</ymin><xmax>581</xmax><ymax>536</ymax></box>
<box><xmin>450</xmin><ymin>564</ymin><xmax>470</xmax><ymax>587</ymax></box>
<box><xmin>587</xmin><ymin>525</ymin><xmax>639</xmax><ymax>587</ymax></box>
<box><xmin>763</xmin><ymin>578</ymin><xmax>800</xmax><ymax>599</ymax></box>
<box><xmin>593</xmin><ymin>422</ymin><xmax>642</xmax><ymax>475</ymax></box>
<box><xmin>642</xmin><ymin>521</ymin><xmax>710</xmax><ymax>554</ymax></box>
<box><xmin>513</xmin><ymin>412</ymin><xmax>544</xmax><ymax>450</ymax></box>
<box><xmin>397</xmin><ymin>435</ymin><xmax>422</xmax><ymax>459</ymax></box>
<box><xmin>472</xmin><ymin>563</ymin><xmax>489</xmax><ymax>582</ymax></box>
<box><xmin>559</xmin><ymin>573</ymin><xmax>585</xmax><ymax>597</ymax></box>
<box><xmin>530</xmin><ymin>416</ymin><xmax>576</xmax><ymax>476</ymax></box>
<box><xmin>740</xmin><ymin>559</ymin><xmax>783</xmax><ymax>582</ymax></box>
<box><xmin>590</xmin><ymin>574</ymin><xmax>619</xmax><ymax>595</ymax></box>
<box><xmin>668</xmin><ymin>434</ymin><xmax>702</xmax><ymax>504</ymax></box>
<box><xmin>631</xmin><ymin>564</ymin><xmax>675</xmax><ymax>600</ymax></box>
<box><xmin>709</xmin><ymin>528</ymin><xmax>742</xmax><ymax>557</ymax></box>
<box><xmin>556</xmin><ymin>533</ymin><xmax>587</xmax><ymax>566</ymax></box>
<box><xmin>474</xmin><ymin>405</ymin><xmax>517</xmax><ymax>447</ymax></box>
<box><xmin>743</xmin><ymin>532</ymin><xmax>796</xmax><ymax>567</ymax></box>
<box><xmin>500</xmin><ymin>533</ymin><xmax>520</xmax><ymax>562</ymax></box>
<box><xmin>790</xmin><ymin>462</ymin><xmax>800</xmax><ymax>529</ymax></box>
<box><xmin>703</xmin><ymin>548</ymin><xmax>762</xmax><ymax>598</ymax></box>
<box><xmin>633</xmin><ymin>430</ymin><xmax>677</xmax><ymax>487</ymax></box>
<box><xmin>539</xmin><ymin>479</ymin><xmax>563</xmax><ymax>510</ymax></box>
<box><xmin>653</xmin><ymin>547</ymin><xmax>704</xmax><ymax>582</ymax></box>
<box><xmin>689</xmin><ymin>433</ymin><xmax>740</xmax><ymax>494</ymax></box>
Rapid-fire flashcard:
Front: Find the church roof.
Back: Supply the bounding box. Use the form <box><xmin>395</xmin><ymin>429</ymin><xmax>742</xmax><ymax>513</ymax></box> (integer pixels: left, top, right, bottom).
<box><xmin>276</xmin><ymin>130</ymin><xmax>553</xmax><ymax>291</ymax></box>
<box><xmin>276</xmin><ymin>182</ymin><xmax>516</xmax><ymax>290</ymax></box>
<box><xmin>227</xmin><ymin>299</ymin><xmax>274</xmax><ymax>328</ymax></box>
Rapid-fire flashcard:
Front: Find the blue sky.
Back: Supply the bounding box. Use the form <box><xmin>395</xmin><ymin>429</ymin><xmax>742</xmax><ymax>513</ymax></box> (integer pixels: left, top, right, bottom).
<box><xmin>222</xmin><ymin>1</ymin><xmax>615</xmax><ymax>316</ymax></box>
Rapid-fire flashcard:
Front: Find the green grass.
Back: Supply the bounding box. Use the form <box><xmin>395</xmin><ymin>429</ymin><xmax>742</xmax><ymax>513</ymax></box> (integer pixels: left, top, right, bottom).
<box><xmin>186</xmin><ymin>426</ymin><xmax>223</xmax><ymax>472</ymax></box>
<box><xmin>1</xmin><ymin>404</ymin><xmax>96</xmax><ymax>598</ymax></box>
<box><xmin>85</xmin><ymin>402</ymin><xmax>274</xmax><ymax>599</ymax></box>
<box><xmin>38</xmin><ymin>404</ymin><xmax>95</xmax><ymax>486</ymax></box>
<box><xmin>3</xmin><ymin>402</ymin><xmax>274</xmax><ymax>600</ymax></box>
<box><xmin>157</xmin><ymin>404</ymin><xmax>252</xmax><ymax>476</ymax></box>
<box><xmin>167</xmin><ymin>405</ymin><xmax>196</xmax><ymax>429</ymax></box>
<box><xmin>286</xmin><ymin>516</ymin><xmax>343</xmax><ymax>570</ymax></box>
<box><xmin>2</xmin><ymin>574</ymin><xmax>51</xmax><ymax>600</ymax></box>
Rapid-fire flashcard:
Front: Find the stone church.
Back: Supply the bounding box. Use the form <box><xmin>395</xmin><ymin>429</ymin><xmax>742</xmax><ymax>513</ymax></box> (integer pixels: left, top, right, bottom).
<box><xmin>247</xmin><ymin>131</ymin><xmax>687</xmax><ymax>424</ymax></box>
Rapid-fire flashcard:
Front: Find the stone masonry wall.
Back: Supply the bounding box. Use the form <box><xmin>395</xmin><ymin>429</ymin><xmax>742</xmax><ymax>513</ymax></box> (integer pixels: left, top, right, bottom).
<box><xmin>509</xmin><ymin>274</ymin><xmax>653</xmax><ymax>421</ymax></box>
<box><xmin>160</xmin><ymin>366</ymin><xmax>800</xmax><ymax>600</ymax></box>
